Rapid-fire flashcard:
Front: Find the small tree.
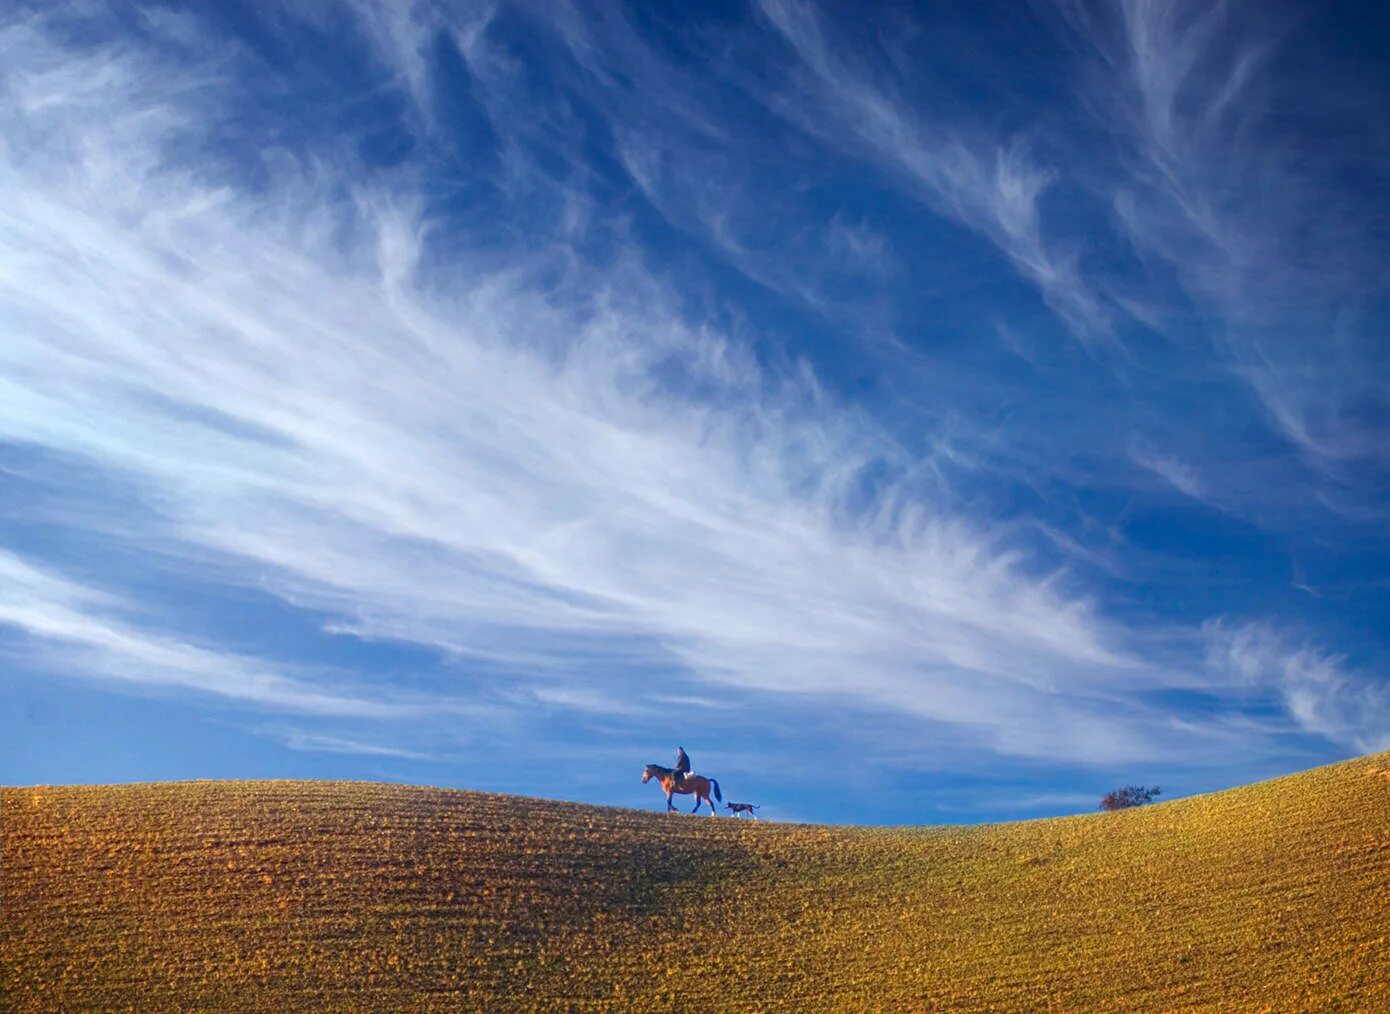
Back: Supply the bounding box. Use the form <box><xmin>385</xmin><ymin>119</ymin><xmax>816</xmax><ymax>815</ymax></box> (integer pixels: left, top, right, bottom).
<box><xmin>1100</xmin><ymin>785</ymin><xmax>1161</xmax><ymax>811</ymax></box>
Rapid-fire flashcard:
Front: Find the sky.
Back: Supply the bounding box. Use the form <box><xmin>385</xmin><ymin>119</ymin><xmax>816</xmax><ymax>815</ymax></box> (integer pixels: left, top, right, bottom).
<box><xmin>1</xmin><ymin>0</ymin><xmax>1388</xmax><ymax>825</ymax></box>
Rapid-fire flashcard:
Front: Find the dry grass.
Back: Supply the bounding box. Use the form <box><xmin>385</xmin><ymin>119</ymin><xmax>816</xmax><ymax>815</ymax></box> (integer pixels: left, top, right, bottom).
<box><xmin>4</xmin><ymin>753</ymin><xmax>1388</xmax><ymax>1011</ymax></box>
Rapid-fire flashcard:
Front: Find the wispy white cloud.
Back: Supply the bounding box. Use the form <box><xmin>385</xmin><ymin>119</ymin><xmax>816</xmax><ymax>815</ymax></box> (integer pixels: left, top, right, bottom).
<box><xmin>753</xmin><ymin>0</ymin><xmax>1108</xmax><ymax>342</ymax></box>
<box><xmin>1059</xmin><ymin>0</ymin><xmax>1390</xmax><ymax>481</ymax></box>
<box><xmin>1130</xmin><ymin>442</ymin><xmax>1205</xmax><ymax>501</ymax></box>
<box><xmin>268</xmin><ymin>726</ymin><xmax>442</xmax><ymax>761</ymax></box>
<box><xmin>1206</xmin><ymin>620</ymin><xmax>1390</xmax><ymax>753</ymax></box>
<box><xmin>824</xmin><ymin>214</ymin><xmax>895</xmax><ymax>276</ymax></box>
<box><xmin>0</xmin><ymin>551</ymin><xmax>400</xmax><ymax>717</ymax></box>
<box><xmin>1006</xmin><ymin>791</ymin><xmax>1102</xmax><ymax>810</ymax></box>
<box><xmin>490</xmin><ymin>3</ymin><xmax>906</xmax><ymax>343</ymax></box>
<box><xmin>524</xmin><ymin>684</ymin><xmax>650</xmax><ymax>717</ymax></box>
<box><xmin>943</xmin><ymin>789</ymin><xmax>1099</xmax><ymax>815</ymax></box>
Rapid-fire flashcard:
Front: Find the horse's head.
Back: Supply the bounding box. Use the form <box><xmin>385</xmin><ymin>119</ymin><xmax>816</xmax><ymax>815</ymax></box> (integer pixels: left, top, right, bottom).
<box><xmin>641</xmin><ymin>765</ymin><xmax>653</xmax><ymax>783</ymax></box>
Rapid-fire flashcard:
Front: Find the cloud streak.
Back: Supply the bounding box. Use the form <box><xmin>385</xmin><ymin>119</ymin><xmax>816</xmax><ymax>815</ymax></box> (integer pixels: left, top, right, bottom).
<box><xmin>1060</xmin><ymin>0</ymin><xmax>1390</xmax><ymax>481</ymax></box>
<box><xmin>0</xmin><ymin>551</ymin><xmax>398</xmax><ymax>717</ymax></box>
<box><xmin>753</xmin><ymin>0</ymin><xmax>1109</xmax><ymax>341</ymax></box>
<box><xmin>1207</xmin><ymin>620</ymin><xmax>1390</xmax><ymax>753</ymax></box>
<box><xmin>269</xmin><ymin>727</ymin><xmax>443</xmax><ymax>761</ymax></box>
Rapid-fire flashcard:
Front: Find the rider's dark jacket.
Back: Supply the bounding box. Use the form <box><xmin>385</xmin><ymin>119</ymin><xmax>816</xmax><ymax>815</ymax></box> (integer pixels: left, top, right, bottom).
<box><xmin>674</xmin><ymin>747</ymin><xmax>691</xmax><ymax>779</ymax></box>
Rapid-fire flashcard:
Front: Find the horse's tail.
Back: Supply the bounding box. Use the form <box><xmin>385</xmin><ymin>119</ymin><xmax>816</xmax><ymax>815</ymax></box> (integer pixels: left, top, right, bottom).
<box><xmin>710</xmin><ymin>778</ymin><xmax>722</xmax><ymax>802</ymax></box>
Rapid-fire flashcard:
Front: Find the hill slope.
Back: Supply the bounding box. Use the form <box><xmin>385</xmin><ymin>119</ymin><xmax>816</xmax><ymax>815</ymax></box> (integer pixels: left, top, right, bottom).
<box><xmin>4</xmin><ymin>754</ymin><xmax>1388</xmax><ymax>1011</ymax></box>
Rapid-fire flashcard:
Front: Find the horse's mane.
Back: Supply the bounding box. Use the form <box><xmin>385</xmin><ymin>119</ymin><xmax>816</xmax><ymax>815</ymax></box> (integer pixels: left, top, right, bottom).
<box><xmin>645</xmin><ymin>763</ymin><xmax>674</xmax><ymax>777</ymax></box>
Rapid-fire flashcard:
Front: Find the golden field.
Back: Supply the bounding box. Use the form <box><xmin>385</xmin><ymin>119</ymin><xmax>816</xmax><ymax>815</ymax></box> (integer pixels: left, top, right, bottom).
<box><xmin>3</xmin><ymin>753</ymin><xmax>1388</xmax><ymax>1011</ymax></box>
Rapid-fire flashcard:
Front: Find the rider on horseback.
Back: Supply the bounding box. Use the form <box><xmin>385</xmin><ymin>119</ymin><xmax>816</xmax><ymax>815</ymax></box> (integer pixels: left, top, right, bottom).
<box><xmin>640</xmin><ymin>749</ymin><xmax>721</xmax><ymax>815</ymax></box>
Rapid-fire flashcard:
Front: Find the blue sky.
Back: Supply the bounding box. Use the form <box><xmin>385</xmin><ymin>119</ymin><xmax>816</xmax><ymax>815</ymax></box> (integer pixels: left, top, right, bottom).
<box><xmin>2</xmin><ymin>0</ymin><xmax>1388</xmax><ymax>824</ymax></box>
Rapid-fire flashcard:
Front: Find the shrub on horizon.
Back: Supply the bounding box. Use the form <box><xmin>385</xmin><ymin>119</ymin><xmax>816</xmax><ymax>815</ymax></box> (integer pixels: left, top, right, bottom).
<box><xmin>1099</xmin><ymin>785</ymin><xmax>1161</xmax><ymax>811</ymax></box>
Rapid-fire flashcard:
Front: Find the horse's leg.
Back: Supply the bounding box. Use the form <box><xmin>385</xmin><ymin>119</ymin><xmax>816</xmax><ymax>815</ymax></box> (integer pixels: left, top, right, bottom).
<box><xmin>708</xmin><ymin>793</ymin><xmax>717</xmax><ymax>817</ymax></box>
<box><xmin>666</xmin><ymin>786</ymin><xmax>675</xmax><ymax>812</ymax></box>
<box><xmin>691</xmin><ymin>793</ymin><xmax>701</xmax><ymax>814</ymax></box>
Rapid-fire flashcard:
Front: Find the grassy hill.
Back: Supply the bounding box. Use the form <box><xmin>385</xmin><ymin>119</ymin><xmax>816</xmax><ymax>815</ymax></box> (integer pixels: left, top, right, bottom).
<box><xmin>4</xmin><ymin>754</ymin><xmax>1388</xmax><ymax>1011</ymax></box>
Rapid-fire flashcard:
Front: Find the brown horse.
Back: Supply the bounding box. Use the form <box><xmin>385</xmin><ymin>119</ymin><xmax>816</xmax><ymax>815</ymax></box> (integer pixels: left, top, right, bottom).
<box><xmin>642</xmin><ymin>763</ymin><xmax>722</xmax><ymax>815</ymax></box>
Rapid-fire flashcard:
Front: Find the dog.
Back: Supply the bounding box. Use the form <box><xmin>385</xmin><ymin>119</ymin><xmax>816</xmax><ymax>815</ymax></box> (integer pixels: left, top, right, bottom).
<box><xmin>724</xmin><ymin>802</ymin><xmax>760</xmax><ymax>819</ymax></box>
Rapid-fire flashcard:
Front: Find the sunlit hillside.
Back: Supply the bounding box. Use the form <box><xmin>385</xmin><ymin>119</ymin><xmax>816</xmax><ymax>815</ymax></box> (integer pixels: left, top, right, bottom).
<box><xmin>4</xmin><ymin>754</ymin><xmax>1388</xmax><ymax>1010</ymax></box>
